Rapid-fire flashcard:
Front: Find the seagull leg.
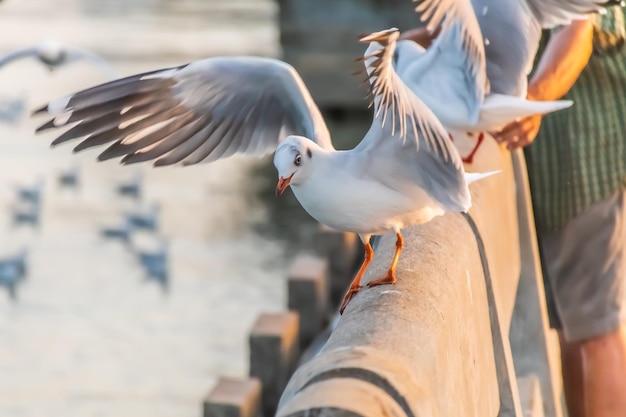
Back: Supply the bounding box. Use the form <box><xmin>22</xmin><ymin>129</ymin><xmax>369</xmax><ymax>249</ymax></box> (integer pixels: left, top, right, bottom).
<box><xmin>339</xmin><ymin>241</ymin><xmax>374</xmax><ymax>314</ymax></box>
<box><xmin>367</xmin><ymin>232</ymin><xmax>404</xmax><ymax>287</ymax></box>
<box><xmin>462</xmin><ymin>132</ymin><xmax>485</xmax><ymax>164</ymax></box>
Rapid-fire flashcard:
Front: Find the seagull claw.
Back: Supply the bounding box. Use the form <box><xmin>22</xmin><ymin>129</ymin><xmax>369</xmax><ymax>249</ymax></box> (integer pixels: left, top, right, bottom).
<box><xmin>461</xmin><ymin>132</ymin><xmax>485</xmax><ymax>164</ymax></box>
<box><xmin>339</xmin><ymin>286</ymin><xmax>361</xmax><ymax>314</ymax></box>
<box><xmin>366</xmin><ymin>271</ymin><xmax>397</xmax><ymax>288</ymax></box>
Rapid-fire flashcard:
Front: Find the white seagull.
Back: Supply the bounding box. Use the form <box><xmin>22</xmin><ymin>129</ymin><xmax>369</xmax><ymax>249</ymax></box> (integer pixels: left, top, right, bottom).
<box><xmin>394</xmin><ymin>0</ymin><xmax>573</xmax><ymax>131</ymax></box>
<box><xmin>33</xmin><ymin>28</ymin><xmax>496</xmax><ymax>314</ymax></box>
<box><xmin>391</xmin><ymin>0</ymin><xmax>577</xmax><ymax>162</ymax></box>
<box><xmin>472</xmin><ymin>0</ymin><xmax>624</xmax><ymax>97</ymax></box>
<box><xmin>0</xmin><ymin>39</ymin><xmax>120</xmax><ymax>79</ymax></box>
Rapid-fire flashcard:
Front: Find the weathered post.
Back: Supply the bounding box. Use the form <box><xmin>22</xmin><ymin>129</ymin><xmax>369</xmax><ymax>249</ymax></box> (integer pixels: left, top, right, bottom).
<box><xmin>203</xmin><ymin>377</ymin><xmax>262</xmax><ymax>417</ymax></box>
<box><xmin>249</xmin><ymin>312</ymin><xmax>299</xmax><ymax>417</ymax></box>
<box><xmin>315</xmin><ymin>225</ymin><xmax>360</xmax><ymax>308</ymax></box>
<box><xmin>287</xmin><ymin>254</ymin><xmax>330</xmax><ymax>348</ymax></box>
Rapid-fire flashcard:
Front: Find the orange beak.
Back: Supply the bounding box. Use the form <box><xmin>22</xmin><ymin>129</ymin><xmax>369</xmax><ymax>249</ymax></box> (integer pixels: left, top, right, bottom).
<box><xmin>276</xmin><ymin>173</ymin><xmax>294</xmax><ymax>196</ymax></box>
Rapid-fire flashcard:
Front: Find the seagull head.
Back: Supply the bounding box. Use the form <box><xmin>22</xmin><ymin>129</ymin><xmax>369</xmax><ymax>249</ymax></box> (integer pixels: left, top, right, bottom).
<box><xmin>273</xmin><ymin>135</ymin><xmax>317</xmax><ymax>196</ymax></box>
<box><xmin>36</xmin><ymin>40</ymin><xmax>66</xmax><ymax>70</ymax></box>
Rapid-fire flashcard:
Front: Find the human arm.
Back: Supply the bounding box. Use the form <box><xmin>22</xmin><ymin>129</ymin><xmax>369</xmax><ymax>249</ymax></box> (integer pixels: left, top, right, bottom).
<box><xmin>493</xmin><ymin>19</ymin><xmax>594</xmax><ymax>149</ymax></box>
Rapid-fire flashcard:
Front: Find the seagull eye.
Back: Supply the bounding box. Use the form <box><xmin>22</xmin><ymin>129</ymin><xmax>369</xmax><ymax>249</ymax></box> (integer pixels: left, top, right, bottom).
<box><xmin>294</xmin><ymin>154</ymin><xmax>302</xmax><ymax>166</ymax></box>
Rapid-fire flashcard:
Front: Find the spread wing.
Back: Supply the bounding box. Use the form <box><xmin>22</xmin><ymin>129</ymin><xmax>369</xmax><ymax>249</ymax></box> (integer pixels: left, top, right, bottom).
<box><xmin>355</xmin><ymin>29</ymin><xmax>470</xmax><ymax>212</ymax></box>
<box><xmin>393</xmin><ymin>0</ymin><xmax>489</xmax><ymax>126</ymax></box>
<box><xmin>472</xmin><ymin>0</ymin><xmax>620</xmax><ymax>96</ymax></box>
<box><xmin>33</xmin><ymin>56</ymin><xmax>333</xmax><ymax>166</ymax></box>
<box><xmin>413</xmin><ymin>0</ymin><xmax>489</xmax><ymax>102</ymax></box>
<box><xmin>0</xmin><ymin>47</ymin><xmax>39</xmax><ymax>69</ymax></box>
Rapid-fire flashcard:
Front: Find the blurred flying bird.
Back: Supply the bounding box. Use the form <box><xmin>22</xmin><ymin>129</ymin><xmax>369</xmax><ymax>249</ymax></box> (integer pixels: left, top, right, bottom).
<box><xmin>0</xmin><ymin>39</ymin><xmax>120</xmax><ymax>78</ymax></box>
<box><xmin>11</xmin><ymin>204</ymin><xmax>40</xmax><ymax>227</ymax></box>
<box><xmin>15</xmin><ymin>178</ymin><xmax>43</xmax><ymax>204</ymax></box>
<box><xmin>124</xmin><ymin>203</ymin><xmax>159</xmax><ymax>231</ymax></box>
<box><xmin>0</xmin><ymin>249</ymin><xmax>28</xmax><ymax>300</ymax></box>
<box><xmin>0</xmin><ymin>95</ymin><xmax>26</xmax><ymax>124</ymax></box>
<box><xmin>100</xmin><ymin>217</ymin><xmax>133</xmax><ymax>242</ymax></box>
<box><xmin>136</xmin><ymin>238</ymin><xmax>169</xmax><ymax>291</ymax></box>
<box><xmin>58</xmin><ymin>164</ymin><xmax>80</xmax><ymax>188</ymax></box>
<box><xmin>116</xmin><ymin>171</ymin><xmax>142</xmax><ymax>200</ymax></box>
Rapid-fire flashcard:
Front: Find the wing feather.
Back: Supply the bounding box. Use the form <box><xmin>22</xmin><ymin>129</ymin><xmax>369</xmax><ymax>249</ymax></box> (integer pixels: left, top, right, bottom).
<box><xmin>359</xmin><ymin>28</ymin><xmax>460</xmax><ymax>166</ymax></box>
<box><xmin>33</xmin><ymin>56</ymin><xmax>332</xmax><ymax>165</ymax></box>
<box><xmin>0</xmin><ymin>47</ymin><xmax>39</xmax><ymax>69</ymax></box>
<box><xmin>413</xmin><ymin>0</ymin><xmax>489</xmax><ymax>99</ymax></box>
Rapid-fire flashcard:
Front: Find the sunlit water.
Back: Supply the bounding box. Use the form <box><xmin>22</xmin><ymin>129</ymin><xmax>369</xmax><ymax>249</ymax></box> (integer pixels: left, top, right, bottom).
<box><xmin>0</xmin><ymin>1</ymin><xmax>323</xmax><ymax>416</ymax></box>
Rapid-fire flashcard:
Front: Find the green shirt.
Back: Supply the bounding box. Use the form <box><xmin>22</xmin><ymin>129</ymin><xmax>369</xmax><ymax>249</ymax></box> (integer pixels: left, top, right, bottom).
<box><xmin>525</xmin><ymin>7</ymin><xmax>626</xmax><ymax>235</ymax></box>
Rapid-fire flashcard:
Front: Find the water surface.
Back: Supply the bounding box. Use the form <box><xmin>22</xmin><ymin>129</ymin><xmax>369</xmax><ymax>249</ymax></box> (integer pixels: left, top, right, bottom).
<box><xmin>0</xmin><ymin>1</ymin><xmax>321</xmax><ymax>416</ymax></box>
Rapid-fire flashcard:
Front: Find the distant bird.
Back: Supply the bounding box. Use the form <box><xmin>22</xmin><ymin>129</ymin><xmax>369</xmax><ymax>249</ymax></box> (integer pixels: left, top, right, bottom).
<box><xmin>58</xmin><ymin>164</ymin><xmax>80</xmax><ymax>188</ymax></box>
<box><xmin>116</xmin><ymin>172</ymin><xmax>142</xmax><ymax>200</ymax></box>
<box><xmin>124</xmin><ymin>203</ymin><xmax>159</xmax><ymax>231</ymax></box>
<box><xmin>0</xmin><ymin>39</ymin><xmax>119</xmax><ymax>78</ymax></box>
<box><xmin>15</xmin><ymin>179</ymin><xmax>43</xmax><ymax>204</ymax></box>
<box><xmin>0</xmin><ymin>95</ymin><xmax>26</xmax><ymax>124</ymax></box>
<box><xmin>11</xmin><ymin>203</ymin><xmax>41</xmax><ymax>227</ymax></box>
<box><xmin>100</xmin><ymin>217</ymin><xmax>133</xmax><ymax>242</ymax></box>
<box><xmin>0</xmin><ymin>249</ymin><xmax>28</xmax><ymax>300</ymax></box>
<box><xmin>136</xmin><ymin>239</ymin><xmax>169</xmax><ymax>290</ymax></box>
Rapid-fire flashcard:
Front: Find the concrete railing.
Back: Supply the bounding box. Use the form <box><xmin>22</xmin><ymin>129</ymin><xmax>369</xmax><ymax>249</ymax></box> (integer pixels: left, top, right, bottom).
<box><xmin>273</xmin><ymin>140</ymin><xmax>561</xmax><ymax>417</ymax></box>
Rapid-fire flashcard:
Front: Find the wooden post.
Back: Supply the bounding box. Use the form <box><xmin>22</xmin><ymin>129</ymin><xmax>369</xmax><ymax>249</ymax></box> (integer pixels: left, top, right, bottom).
<box><xmin>287</xmin><ymin>254</ymin><xmax>329</xmax><ymax>348</ymax></box>
<box><xmin>315</xmin><ymin>225</ymin><xmax>360</xmax><ymax>308</ymax></box>
<box><xmin>203</xmin><ymin>377</ymin><xmax>262</xmax><ymax>417</ymax></box>
<box><xmin>249</xmin><ymin>312</ymin><xmax>299</xmax><ymax>417</ymax></box>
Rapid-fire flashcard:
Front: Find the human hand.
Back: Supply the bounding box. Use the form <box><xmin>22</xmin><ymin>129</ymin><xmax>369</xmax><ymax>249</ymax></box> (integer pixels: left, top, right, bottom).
<box><xmin>491</xmin><ymin>114</ymin><xmax>542</xmax><ymax>150</ymax></box>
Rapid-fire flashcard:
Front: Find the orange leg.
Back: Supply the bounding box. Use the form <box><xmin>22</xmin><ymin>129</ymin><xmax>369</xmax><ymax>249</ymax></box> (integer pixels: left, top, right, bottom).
<box><xmin>462</xmin><ymin>132</ymin><xmax>485</xmax><ymax>164</ymax></box>
<box><xmin>367</xmin><ymin>232</ymin><xmax>404</xmax><ymax>287</ymax></box>
<box><xmin>339</xmin><ymin>241</ymin><xmax>374</xmax><ymax>314</ymax></box>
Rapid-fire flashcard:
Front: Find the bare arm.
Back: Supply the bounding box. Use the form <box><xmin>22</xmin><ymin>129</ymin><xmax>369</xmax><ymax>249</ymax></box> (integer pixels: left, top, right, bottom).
<box><xmin>527</xmin><ymin>19</ymin><xmax>594</xmax><ymax>100</ymax></box>
<box><xmin>494</xmin><ymin>19</ymin><xmax>594</xmax><ymax>149</ymax></box>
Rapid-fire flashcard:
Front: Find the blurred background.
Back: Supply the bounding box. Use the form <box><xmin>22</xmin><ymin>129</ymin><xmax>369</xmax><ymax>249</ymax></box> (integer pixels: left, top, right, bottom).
<box><xmin>0</xmin><ymin>0</ymin><xmax>351</xmax><ymax>416</ymax></box>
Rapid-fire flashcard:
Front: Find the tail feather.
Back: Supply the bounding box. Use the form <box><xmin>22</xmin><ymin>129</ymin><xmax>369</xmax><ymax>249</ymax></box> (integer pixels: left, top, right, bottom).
<box><xmin>478</xmin><ymin>94</ymin><xmax>573</xmax><ymax>131</ymax></box>
<box><xmin>465</xmin><ymin>170</ymin><xmax>500</xmax><ymax>184</ymax></box>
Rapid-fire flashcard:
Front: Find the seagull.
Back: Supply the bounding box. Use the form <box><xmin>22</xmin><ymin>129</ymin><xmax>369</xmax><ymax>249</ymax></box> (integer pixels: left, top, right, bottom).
<box><xmin>391</xmin><ymin>0</ymin><xmax>576</xmax><ymax>162</ymax></box>
<box><xmin>394</xmin><ymin>0</ymin><xmax>574</xmax><ymax>131</ymax></box>
<box><xmin>0</xmin><ymin>39</ymin><xmax>120</xmax><ymax>79</ymax></box>
<box><xmin>33</xmin><ymin>28</ymin><xmax>497</xmax><ymax>314</ymax></box>
<box><xmin>124</xmin><ymin>203</ymin><xmax>159</xmax><ymax>231</ymax></box>
<box><xmin>0</xmin><ymin>249</ymin><xmax>28</xmax><ymax>300</ymax></box>
<box><xmin>471</xmin><ymin>0</ymin><xmax>624</xmax><ymax>97</ymax></box>
<box><xmin>135</xmin><ymin>238</ymin><xmax>169</xmax><ymax>291</ymax></box>
<box><xmin>116</xmin><ymin>171</ymin><xmax>142</xmax><ymax>199</ymax></box>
